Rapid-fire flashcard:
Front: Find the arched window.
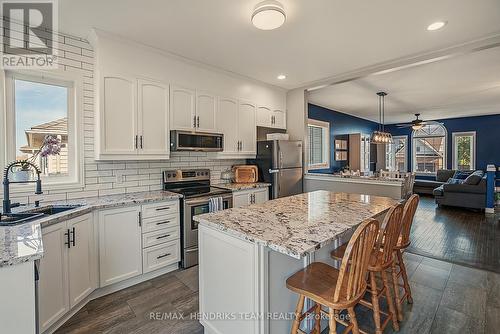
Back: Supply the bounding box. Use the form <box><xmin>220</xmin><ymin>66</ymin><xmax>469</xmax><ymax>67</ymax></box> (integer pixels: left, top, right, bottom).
<box><xmin>412</xmin><ymin>123</ymin><xmax>447</xmax><ymax>174</ymax></box>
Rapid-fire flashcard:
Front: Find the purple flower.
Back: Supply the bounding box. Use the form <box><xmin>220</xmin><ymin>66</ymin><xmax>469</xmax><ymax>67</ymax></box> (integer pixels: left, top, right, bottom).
<box><xmin>39</xmin><ymin>135</ymin><xmax>62</xmax><ymax>157</ymax></box>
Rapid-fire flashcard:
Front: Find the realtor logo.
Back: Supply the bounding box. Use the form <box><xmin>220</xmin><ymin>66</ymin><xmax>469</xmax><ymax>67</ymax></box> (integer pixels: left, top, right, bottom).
<box><xmin>1</xmin><ymin>0</ymin><xmax>58</xmax><ymax>68</ymax></box>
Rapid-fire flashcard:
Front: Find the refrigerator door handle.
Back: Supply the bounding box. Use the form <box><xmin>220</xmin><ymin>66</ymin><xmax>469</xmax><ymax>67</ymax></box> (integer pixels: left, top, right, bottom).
<box><xmin>269</xmin><ymin>169</ymin><xmax>279</xmax><ymax>174</ymax></box>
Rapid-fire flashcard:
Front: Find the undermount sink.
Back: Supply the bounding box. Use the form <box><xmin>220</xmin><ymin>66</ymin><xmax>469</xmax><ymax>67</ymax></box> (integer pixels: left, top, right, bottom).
<box><xmin>0</xmin><ymin>205</ymin><xmax>82</xmax><ymax>226</ymax></box>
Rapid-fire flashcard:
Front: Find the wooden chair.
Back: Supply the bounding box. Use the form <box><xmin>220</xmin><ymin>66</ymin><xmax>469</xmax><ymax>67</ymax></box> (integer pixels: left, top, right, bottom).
<box><xmin>286</xmin><ymin>219</ymin><xmax>380</xmax><ymax>334</ymax></box>
<box><xmin>392</xmin><ymin>194</ymin><xmax>419</xmax><ymax>321</ymax></box>
<box><xmin>331</xmin><ymin>204</ymin><xmax>404</xmax><ymax>334</ymax></box>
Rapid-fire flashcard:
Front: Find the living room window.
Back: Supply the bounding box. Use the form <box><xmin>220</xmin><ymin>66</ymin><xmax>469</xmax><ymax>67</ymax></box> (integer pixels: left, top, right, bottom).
<box><xmin>307</xmin><ymin>119</ymin><xmax>330</xmax><ymax>170</ymax></box>
<box><xmin>412</xmin><ymin>123</ymin><xmax>447</xmax><ymax>174</ymax></box>
<box><xmin>386</xmin><ymin>136</ymin><xmax>408</xmax><ymax>172</ymax></box>
<box><xmin>4</xmin><ymin>71</ymin><xmax>81</xmax><ymax>186</ymax></box>
<box><xmin>452</xmin><ymin>131</ymin><xmax>476</xmax><ymax>171</ymax></box>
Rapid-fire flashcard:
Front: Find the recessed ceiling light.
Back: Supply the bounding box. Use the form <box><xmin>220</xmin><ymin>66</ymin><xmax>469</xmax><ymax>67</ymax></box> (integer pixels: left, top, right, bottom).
<box><xmin>252</xmin><ymin>0</ymin><xmax>286</xmax><ymax>30</ymax></box>
<box><xmin>277</xmin><ymin>74</ymin><xmax>286</xmax><ymax>80</ymax></box>
<box><xmin>427</xmin><ymin>21</ymin><xmax>447</xmax><ymax>31</ymax></box>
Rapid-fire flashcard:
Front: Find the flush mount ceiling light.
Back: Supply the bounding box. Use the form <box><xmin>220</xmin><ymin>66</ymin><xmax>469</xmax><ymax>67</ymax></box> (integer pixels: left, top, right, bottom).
<box><xmin>427</xmin><ymin>21</ymin><xmax>447</xmax><ymax>31</ymax></box>
<box><xmin>277</xmin><ymin>74</ymin><xmax>286</xmax><ymax>80</ymax></box>
<box><xmin>252</xmin><ymin>0</ymin><xmax>286</xmax><ymax>30</ymax></box>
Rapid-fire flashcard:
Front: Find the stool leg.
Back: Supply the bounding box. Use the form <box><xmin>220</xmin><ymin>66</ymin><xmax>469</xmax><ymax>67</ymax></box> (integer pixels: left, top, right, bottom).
<box><xmin>291</xmin><ymin>295</ymin><xmax>305</xmax><ymax>334</ymax></box>
<box><xmin>392</xmin><ymin>261</ymin><xmax>404</xmax><ymax>322</ymax></box>
<box><xmin>328</xmin><ymin>308</ymin><xmax>338</xmax><ymax>334</ymax></box>
<box><xmin>397</xmin><ymin>250</ymin><xmax>413</xmax><ymax>304</ymax></box>
<box><xmin>382</xmin><ymin>268</ymin><xmax>400</xmax><ymax>331</ymax></box>
<box><xmin>314</xmin><ymin>303</ymin><xmax>321</xmax><ymax>334</ymax></box>
<box><xmin>369</xmin><ymin>271</ymin><xmax>382</xmax><ymax>334</ymax></box>
<box><xmin>348</xmin><ymin>307</ymin><xmax>360</xmax><ymax>334</ymax></box>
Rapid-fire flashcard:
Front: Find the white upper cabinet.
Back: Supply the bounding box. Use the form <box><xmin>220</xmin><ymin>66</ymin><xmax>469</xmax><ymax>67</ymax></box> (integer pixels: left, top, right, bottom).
<box><xmin>138</xmin><ymin>80</ymin><xmax>169</xmax><ymax>156</ymax></box>
<box><xmin>272</xmin><ymin>109</ymin><xmax>286</xmax><ymax>129</ymax></box>
<box><xmin>217</xmin><ymin>97</ymin><xmax>239</xmax><ymax>154</ymax></box>
<box><xmin>238</xmin><ymin>101</ymin><xmax>257</xmax><ymax>155</ymax></box>
<box><xmin>256</xmin><ymin>105</ymin><xmax>286</xmax><ymax>130</ymax></box>
<box><xmin>196</xmin><ymin>91</ymin><xmax>217</xmax><ymax>133</ymax></box>
<box><xmin>170</xmin><ymin>86</ymin><xmax>196</xmax><ymax>131</ymax></box>
<box><xmin>99</xmin><ymin>74</ymin><xmax>138</xmax><ymax>156</ymax></box>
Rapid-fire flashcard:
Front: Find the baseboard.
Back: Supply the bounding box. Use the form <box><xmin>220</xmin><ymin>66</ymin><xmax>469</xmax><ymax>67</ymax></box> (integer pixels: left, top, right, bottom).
<box><xmin>42</xmin><ymin>263</ymin><xmax>179</xmax><ymax>334</ymax></box>
<box><xmin>485</xmin><ymin>207</ymin><xmax>495</xmax><ymax>214</ymax></box>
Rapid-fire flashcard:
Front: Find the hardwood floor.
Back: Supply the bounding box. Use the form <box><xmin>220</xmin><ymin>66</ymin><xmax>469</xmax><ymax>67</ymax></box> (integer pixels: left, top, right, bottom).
<box><xmin>58</xmin><ymin>254</ymin><xmax>499</xmax><ymax>334</ymax></box>
<box><xmin>407</xmin><ymin>196</ymin><xmax>500</xmax><ymax>273</ymax></box>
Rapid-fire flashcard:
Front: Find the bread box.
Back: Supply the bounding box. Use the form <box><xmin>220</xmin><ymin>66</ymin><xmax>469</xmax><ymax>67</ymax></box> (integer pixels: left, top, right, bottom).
<box><xmin>233</xmin><ymin>165</ymin><xmax>258</xmax><ymax>183</ymax></box>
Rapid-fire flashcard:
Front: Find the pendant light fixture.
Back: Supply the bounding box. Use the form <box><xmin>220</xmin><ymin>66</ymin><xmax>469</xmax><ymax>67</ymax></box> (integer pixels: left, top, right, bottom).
<box><xmin>370</xmin><ymin>92</ymin><xmax>393</xmax><ymax>144</ymax></box>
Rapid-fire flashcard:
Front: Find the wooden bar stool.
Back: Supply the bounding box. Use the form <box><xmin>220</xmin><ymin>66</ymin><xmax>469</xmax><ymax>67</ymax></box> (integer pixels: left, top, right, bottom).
<box><xmin>331</xmin><ymin>204</ymin><xmax>404</xmax><ymax>334</ymax></box>
<box><xmin>392</xmin><ymin>194</ymin><xmax>419</xmax><ymax>321</ymax></box>
<box><xmin>286</xmin><ymin>218</ymin><xmax>380</xmax><ymax>334</ymax></box>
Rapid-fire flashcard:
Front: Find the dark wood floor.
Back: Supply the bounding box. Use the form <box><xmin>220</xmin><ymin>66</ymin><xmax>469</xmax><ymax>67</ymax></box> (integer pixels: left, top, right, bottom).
<box><xmin>407</xmin><ymin>196</ymin><xmax>500</xmax><ymax>273</ymax></box>
<box><xmin>58</xmin><ymin>254</ymin><xmax>499</xmax><ymax>334</ymax></box>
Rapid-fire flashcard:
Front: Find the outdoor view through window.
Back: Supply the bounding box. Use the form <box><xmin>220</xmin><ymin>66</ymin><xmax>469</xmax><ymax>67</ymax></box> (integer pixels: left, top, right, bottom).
<box><xmin>15</xmin><ymin>79</ymin><xmax>69</xmax><ymax>177</ymax></box>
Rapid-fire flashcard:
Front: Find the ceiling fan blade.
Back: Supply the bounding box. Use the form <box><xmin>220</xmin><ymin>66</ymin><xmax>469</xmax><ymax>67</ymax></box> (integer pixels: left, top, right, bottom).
<box><xmin>396</xmin><ymin>124</ymin><xmax>414</xmax><ymax>128</ymax></box>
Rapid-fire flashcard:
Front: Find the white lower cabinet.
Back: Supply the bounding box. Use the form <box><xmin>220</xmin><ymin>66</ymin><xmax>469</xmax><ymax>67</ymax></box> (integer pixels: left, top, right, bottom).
<box><xmin>39</xmin><ymin>214</ymin><xmax>95</xmax><ymax>333</ymax></box>
<box><xmin>233</xmin><ymin>188</ymin><xmax>269</xmax><ymax>208</ymax></box>
<box><xmin>143</xmin><ymin>240</ymin><xmax>181</xmax><ymax>274</ymax></box>
<box><xmin>98</xmin><ymin>205</ymin><xmax>143</xmax><ymax>287</ymax></box>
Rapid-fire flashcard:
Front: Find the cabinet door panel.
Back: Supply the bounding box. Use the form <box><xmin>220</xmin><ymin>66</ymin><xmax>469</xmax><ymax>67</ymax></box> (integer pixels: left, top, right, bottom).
<box><xmin>253</xmin><ymin>188</ymin><xmax>269</xmax><ymax>204</ymax></box>
<box><xmin>101</xmin><ymin>75</ymin><xmax>137</xmax><ymax>155</ymax></box>
<box><xmin>138</xmin><ymin>80</ymin><xmax>169</xmax><ymax>156</ymax></box>
<box><xmin>238</xmin><ymin>101</ymin><xmax>257</xmax><ymax>155</ymax></box>
<box><xmin>256</xmin><ymin>106</ymin><xmax>272</xmax><ymax>127</ymax></box>
<box><xmin>99</xmin><ymin>206</ymin><xmax>142</xmax><ymax>287</ymax></box>
<box><xmin>217</xmin><ymin>97</ymin><xmax>239</xmax><ymax>154</ymax></box>
<box><xmin>170</xmin><ymin>86</ymin><xmax>195</xmax><ymax>131</ymax></box>
<box><xmin>67</xmin><ymin>214</ymin><xmax>95</xmax><ymax>308</ymax></box>
<box><xmin>196</xmin><ymin>91</ymin><xmax>217</xmax><ymax>132</ymax></box>
<box><xmin>273</xmin><ymin>109</ymin><xmax>286</xmax><ymax>129</ymax></box>
<box><xmin>39</xmin><ymin>223</ymin><xmax>69</xmax><ymax>332</ymax></box>
<box><xmin>233</xmin><ymin>191</ymin><xmax>250</xmax><ymax>208</ymax></box>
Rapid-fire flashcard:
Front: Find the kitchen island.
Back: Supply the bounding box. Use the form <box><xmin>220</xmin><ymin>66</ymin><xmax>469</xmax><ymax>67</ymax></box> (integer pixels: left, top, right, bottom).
<box><xmin>194</xmin><ymin>190</ymin><xmax>398</xmax><ymax>334</ymax></box>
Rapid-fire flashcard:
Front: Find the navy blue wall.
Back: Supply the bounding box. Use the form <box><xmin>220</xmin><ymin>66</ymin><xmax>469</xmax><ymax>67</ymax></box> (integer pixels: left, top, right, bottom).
<box><xmin>386</xmin><ymin>114</ymin><xmax>500</xmax><ymax>173</ymax></box>
<box><xmin>308</xmin><ymin>104</ymin><xmax>379</xmax><ymax>173</ymax></box>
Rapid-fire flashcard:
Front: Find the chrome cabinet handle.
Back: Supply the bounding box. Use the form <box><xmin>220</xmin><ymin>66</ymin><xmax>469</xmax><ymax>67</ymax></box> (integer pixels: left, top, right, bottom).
<box><xmin>157</xmin><ymin>253</ymin><xmax>171</xmax><ymax>260</ymax></box>
<box><xmin>156</xmin><ymin>234</ymin><xmax>171</xmax><ymax>240</ymax></box>
<box><xmin>197</xmin><ymin>116</ymin><xmax>200</xmax><ymax>128</ymax></box>
<box><xmin>140</xmin><ymin>135</ymin><xmax>143</xmax><ymax>149</ymax></box>
<box><xmin>64</xmin><ymin>229</ymin><xmax>71</xmax><ymax>249</ymax></box>
<box><xmin>155</xmin><ymin>207</ymin><xmax>171</xmax><ymax>211</ymax></box>
<box><xmin>193</xmin><ymin>115</ymin><xmax>197</xmax><ymax>128</ymax></box>
<box><xmin>138</xmin><ymin>212</ymin><xmax>142</xmax><ymax>227</ymax></box>
<box><xmin>156</xmin><ymin>220</ymin><xmax>171</xmax><ymax>225</ymax></box>
<box><xmin>135</xmin><ymin>135</ymin><xmax>138</xmax><ymax>149</ymax></box>
<box><xmin>70</xmin><ymin>227</ymin><xmax>76</xmax><ymax>247</ymax></box>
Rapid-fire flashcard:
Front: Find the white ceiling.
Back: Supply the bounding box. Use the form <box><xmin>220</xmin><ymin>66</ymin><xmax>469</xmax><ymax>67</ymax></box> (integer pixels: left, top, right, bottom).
<box><xmin>59</xmin><ymin>0</ymin><xmax>500</xmax><ymax>89</ymax></box>
<box><xmin>308</xmin><ymin>46</ymin><xmax>500</xmax><ymax>124</ymax></box>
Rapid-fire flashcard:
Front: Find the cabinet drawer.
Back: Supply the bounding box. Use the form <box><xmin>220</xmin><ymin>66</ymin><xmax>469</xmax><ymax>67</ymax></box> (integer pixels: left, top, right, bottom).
<box><xmin>142</xmin><ymin>201</ymin><xmax>179</xmax><ymax>219</ymax></box>
<box><xmin>143</xmin><ymin>240</ymin><xmax>180</xmax><ymax>273</ymax></box>
<box><xmin>142</xmin><ymin>226</ymin><xmax>179</xmax><ymax>248</ymax></box>
<box><xmin>142</xmin><ymin>214</ymin><xmax>179</xmax><ymax>233</ymax></box>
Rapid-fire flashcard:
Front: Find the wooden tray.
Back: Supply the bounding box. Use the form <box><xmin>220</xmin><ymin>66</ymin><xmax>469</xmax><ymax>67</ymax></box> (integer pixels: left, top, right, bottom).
<box><xmin>233</xmin><ymin>165</ymin><xmax>258</xmax><ymax>183</ymax></box>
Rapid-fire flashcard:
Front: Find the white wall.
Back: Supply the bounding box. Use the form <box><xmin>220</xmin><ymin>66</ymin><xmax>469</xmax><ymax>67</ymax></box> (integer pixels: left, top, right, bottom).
<box><xmin>2</xmin><ymin>27</ymin><xmax>286</xmax><ymax>205</ymax></box>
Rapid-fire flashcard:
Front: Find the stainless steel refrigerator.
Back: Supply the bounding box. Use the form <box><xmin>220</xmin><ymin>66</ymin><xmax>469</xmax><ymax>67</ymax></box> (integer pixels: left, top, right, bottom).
<box><xmin>250</xmin><ymin>140</ymin><xmax>303</xmax><ymax>199</ymax></box>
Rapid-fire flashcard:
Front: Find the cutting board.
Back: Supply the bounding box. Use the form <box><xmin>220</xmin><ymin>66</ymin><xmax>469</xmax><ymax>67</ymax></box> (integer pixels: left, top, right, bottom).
<box><xmin>233</xmin><ymin>165</ymin><xmax>258</xmax><ymax>183</ymax></box>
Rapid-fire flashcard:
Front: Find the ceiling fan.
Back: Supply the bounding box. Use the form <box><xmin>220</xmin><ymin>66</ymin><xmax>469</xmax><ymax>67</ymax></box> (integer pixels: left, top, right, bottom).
<box><xmin>396</xmin><ymin>113</ymin><xmax>430</xmax><ymax>130</ymax></box>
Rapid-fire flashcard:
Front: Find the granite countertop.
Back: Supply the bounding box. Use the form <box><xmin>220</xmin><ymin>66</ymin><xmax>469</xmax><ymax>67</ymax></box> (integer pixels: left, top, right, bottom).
<box><xmin>214</xmin><ymin>182</ymin><xmax>271</xmax><ymax>192</ymax></box>
<box><xmin>0</xmin><ymin>190</ymin><xmax>182</xmax><ymax>267</ymax></box>
<box><xmin>194</xmin><ymin>190</ymin><xmax>398</xmax><ymax>259</ymax></box>
<box><xmin>305</xmin><ymin>173</ymin><xmax>405</xmax><ymax>185</ymax></box>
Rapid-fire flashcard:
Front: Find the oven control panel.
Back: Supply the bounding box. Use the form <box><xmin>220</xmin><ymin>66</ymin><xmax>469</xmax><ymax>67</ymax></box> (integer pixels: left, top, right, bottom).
<box><xmin>163</xmin><ymin>169</ymin><xmax>210</xmax><ymax>183</ymax></box>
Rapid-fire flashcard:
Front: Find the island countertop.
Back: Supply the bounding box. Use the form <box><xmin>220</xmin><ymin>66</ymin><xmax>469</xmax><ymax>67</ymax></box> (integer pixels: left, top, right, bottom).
<box><xmin>194</xmin><ymin>190</ymin><xmax>398</xmax><ymax>259</ymax></box>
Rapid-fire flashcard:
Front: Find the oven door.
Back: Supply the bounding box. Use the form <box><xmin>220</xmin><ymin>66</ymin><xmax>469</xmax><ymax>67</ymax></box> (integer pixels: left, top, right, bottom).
<box><xmin>183</xmin><ymin>195</ymin><xmax>233</xmax><ymax>249</ymax></box>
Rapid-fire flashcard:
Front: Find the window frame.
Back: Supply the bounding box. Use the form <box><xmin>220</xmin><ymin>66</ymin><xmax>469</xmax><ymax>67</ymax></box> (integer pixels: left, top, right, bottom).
<box><xmin>2</xmin><ymin>69</ymin><xmax>84</xmax><ymax>190</ymax></box>
<box><xmin>307</xmin><ymin>119</ymin><xmax>330</xmax><ymax>170</ymax></box>
<box><xmin>411</xmin><ymin>122</ymin><xmax>447</xmax><ymax>175</ymax></box>
<box><xmin>386</xmin><ymin>135</ymin><xmax>408</xmax><ymax>172</ymax></box>
<box><xmin>452</xmin><ymin>131</ymin><xmax>476</xmax><ymax>171</ymax></box>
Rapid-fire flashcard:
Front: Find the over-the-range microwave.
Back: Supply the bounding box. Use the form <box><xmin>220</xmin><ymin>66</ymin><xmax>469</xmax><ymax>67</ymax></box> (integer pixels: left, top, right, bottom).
<box><xmin>170</xmin><ymin>130</ymin><xmax>224</xmax><ymax>152</ymax></box>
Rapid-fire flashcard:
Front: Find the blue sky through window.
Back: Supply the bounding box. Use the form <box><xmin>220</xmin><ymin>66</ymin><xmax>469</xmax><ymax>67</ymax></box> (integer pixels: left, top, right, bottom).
<box><xmin>15</xmin><ymin>79</ymin><xmax>68</xmax><ymax>157</ymax></box>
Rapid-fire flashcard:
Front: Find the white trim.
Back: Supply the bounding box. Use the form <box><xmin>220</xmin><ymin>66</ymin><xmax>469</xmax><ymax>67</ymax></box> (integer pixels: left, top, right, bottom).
<box><xmin>3</xmin><ymin>69</ymin><xmax>84</xmax><ymax>191</ymax></box>
<box><xmin>411</xmin><ymin>123</ymin><xmax>447</xmax><ymax>175</ymax></box>
<box><xmin>307</xmin><ymin>119</ymin><xmax>330</xmax><ymax>170</ymax></box>
<box><xmin>387</xmin><ymin>135</ymin><xmax>408</xmax><ymax>172</ymax></box>
<box><xmin>452</xmin><ymin>131</ymin><xmax>476</xmax><ymax>171</ymax></box>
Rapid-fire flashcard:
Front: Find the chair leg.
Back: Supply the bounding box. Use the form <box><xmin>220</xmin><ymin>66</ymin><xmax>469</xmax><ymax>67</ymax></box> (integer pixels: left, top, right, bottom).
<box><xmin>291</xmin><ymin>295</ymin><xmax>305</xmax><ymax>334</ymax></box>
<box><xmin>369</xmin><ymin>271</ymin><xmax>382</xmax><ymax>334</ymax></box>
<box><xmin>397</xmin><ymin>250</ymin><xmax>413</xmax><ymax>304</ymax></box>
<box><xmin>382</xmin><ymin>269</ymin><xmax>400</xmax><ymax>331</ymax></box>
<box><xmin>348</xmin><ymin>307</ymin><xmax>360</xmax><ymax>334</ymax></box>
<box><xmin>392</xmin><ymin>261</ymin><xmax>404</xmax><ymax>322</ymax></box>
<box><xmin>328</xmin><ymin>308</ymin><xmax>338</xmax><ymax>334</ymax></box>
<box><xmin>314</xmin><ymin>303</ymin><xmax>321</xmax><ymax>334</ymax></box>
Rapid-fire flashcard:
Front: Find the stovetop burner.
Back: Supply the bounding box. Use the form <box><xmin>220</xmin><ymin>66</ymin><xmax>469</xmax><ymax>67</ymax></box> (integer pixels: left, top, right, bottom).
<box><xmin>162</xmin><ymin>168</ymin><xmax>231</xmax><ymax>199</ymax></box>
<box><xmin>168</xmin><ymin>186</ymin><xmax>230</xmax><ymax>199</ymax></box>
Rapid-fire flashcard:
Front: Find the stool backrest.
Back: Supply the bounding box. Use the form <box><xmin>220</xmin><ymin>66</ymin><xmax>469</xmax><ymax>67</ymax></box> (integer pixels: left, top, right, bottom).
<box><xmin>377</xmin><ymin>204</ymin><xmax>404</xmax><ymax>266</ymax></box>
<box><xmin>399</xmin><ymin>194</ymin><xmax>420</xmax><ymax>248</ymax></box>
<box><xmin>334</xmin><ymin>218</ymin><xmax>380</xmax><ymax>303</ymax></box>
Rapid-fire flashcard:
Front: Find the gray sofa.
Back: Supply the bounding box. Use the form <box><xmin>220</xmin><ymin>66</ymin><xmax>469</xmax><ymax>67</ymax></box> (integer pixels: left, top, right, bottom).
<box><xmin>413</xmin><ymin>169</ymin><xmax>456</xmax><ymax>195</ymax></box>
<box><xmin>433</xmin><ymin>174</ymin><xmax>487</xmax><ymax>210</ymax></box>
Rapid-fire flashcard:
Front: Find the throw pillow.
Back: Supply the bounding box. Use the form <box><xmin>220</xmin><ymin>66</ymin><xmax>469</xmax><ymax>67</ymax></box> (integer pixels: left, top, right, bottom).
<box><xmin>453</xmin><ymin>170</ymin><xmax>473</xmax><ymax>180</ymax></box>
<box><xmin>463</xmin><ymin>170</ymin><xmax>484</xmax><ymax>185</ymax></box>
<box><xmin>447</xmin><ymin>178</ymin><xmax>464</xmax><ymax>184</ymax></box>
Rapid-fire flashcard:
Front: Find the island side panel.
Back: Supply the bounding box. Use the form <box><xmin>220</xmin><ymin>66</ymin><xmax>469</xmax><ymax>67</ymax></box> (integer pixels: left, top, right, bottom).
<box><xmin>199</xmin><ymin>224</ymin><xmax>262</xmax><ymax>334</ymax></box>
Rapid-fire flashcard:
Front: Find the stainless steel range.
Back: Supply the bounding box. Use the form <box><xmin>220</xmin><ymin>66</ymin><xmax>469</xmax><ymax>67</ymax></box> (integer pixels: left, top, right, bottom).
<box><xmin>163</xmin><ymin>169</ymin><xmax>232</xmax><ymax>268</ymax></box>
